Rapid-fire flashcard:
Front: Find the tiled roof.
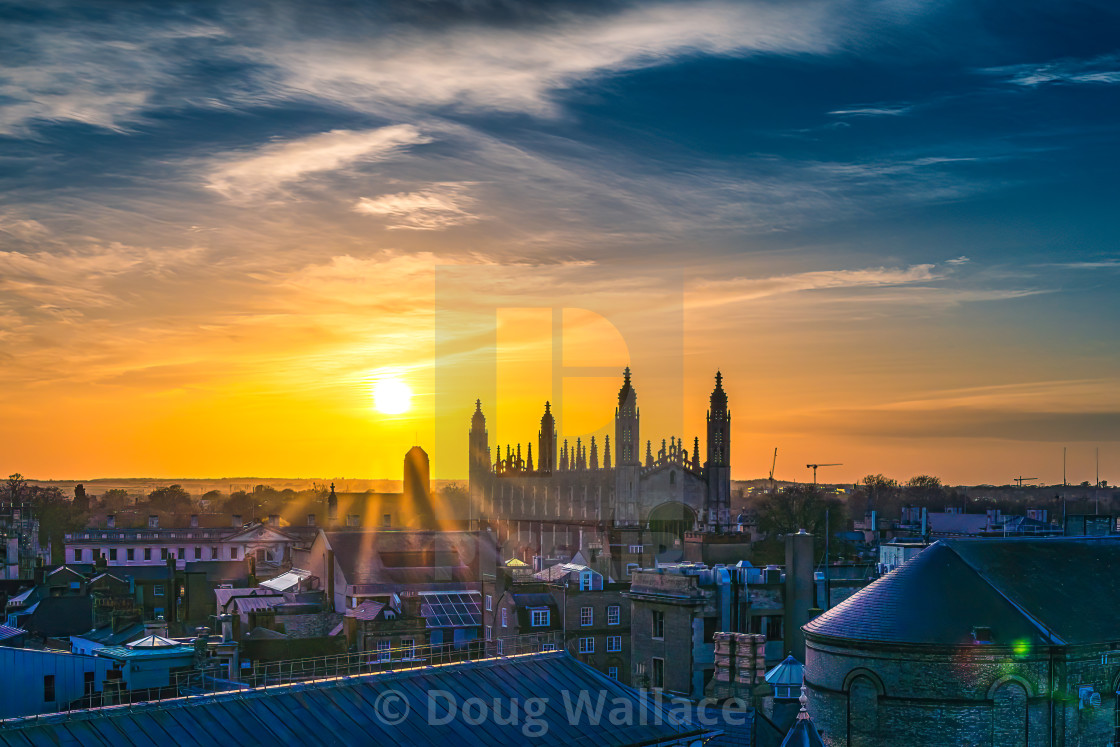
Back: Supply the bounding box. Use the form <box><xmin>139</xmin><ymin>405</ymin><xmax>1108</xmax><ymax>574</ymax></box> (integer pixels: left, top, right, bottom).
<box><xmin>804</xmin><ymin>537</ymin><xmax>1120</xmax><ymax>647</ymax></box>
<box><xmin>781</xmin><ymin>717</ymin><xmax>826</xmax><ymax>747</ymax></box>
<box><xmin>344</xmin><ymin>601</ymin><xmax>385</xmax><ymax>621</ymax></box>
<box><xmin>0</xmin><ymin>653</ymin><xmax>719</xmax><ymax>746</ymax></box>
<box><xmin>74</xmin><ymin>622</ymin><xmax>146</xmax><ymax>646</ymax></box>
<box><xmin>765</xmin><ymin>655</ymin><xmax>804</xmax><ymax>687</ymax></box>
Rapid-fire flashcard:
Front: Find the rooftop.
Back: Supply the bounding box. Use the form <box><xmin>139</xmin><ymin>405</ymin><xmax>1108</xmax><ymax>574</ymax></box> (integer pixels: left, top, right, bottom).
<box><xmin>0</xmin><ymin>652</ymin><xmax>718</xmax><ymax>746</ymax></box>
<box><xmin>805</xmin><ymin>537</ymin><xmax>1120</xmax><ymax>647</ymax></box>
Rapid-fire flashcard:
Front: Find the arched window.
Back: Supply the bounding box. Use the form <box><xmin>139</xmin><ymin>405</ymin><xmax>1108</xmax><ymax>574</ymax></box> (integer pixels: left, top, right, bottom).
<box><xmin>670</xmin><ymin>470</ymin><xmax>676</xmax><ymax>485</ymax></box>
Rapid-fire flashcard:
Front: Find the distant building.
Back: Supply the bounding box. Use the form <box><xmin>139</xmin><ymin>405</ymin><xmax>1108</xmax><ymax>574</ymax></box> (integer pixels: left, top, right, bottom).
<box><xmin>803</xmin><ymin>537</ymin><xmax>1120</xmax><ymax>746</ymax></box>
<box><xmin>0</xmin><ymin>502</ymin><xmax>50</xmax><ymax>580</ymax></box>
<box><xmin>470</xmin><ymin>370</ymin><xmax>741</xmax><ymax>581</ymax></box>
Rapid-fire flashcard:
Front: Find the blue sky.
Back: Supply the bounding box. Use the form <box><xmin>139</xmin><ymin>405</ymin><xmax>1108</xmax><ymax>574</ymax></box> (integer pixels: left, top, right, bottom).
<box><xmin>1</xmin><ymin>0</ymin><xmax>1118</xmax><ymax>483</ymax></box>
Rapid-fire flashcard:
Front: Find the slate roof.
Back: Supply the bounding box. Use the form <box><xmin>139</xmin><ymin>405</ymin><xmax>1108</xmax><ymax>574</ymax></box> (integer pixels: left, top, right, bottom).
<box><xmin>74</xmin><ymin>622</ymin><xmax>147</xmax><ymax>646</ymax></box>
<box><xmin>344</xmin><ymin>600</ymin><xmax>386</xmax><ymax>621</ymax></box>
<box><xmin>780</xmin><ymin>717</ymin><xmax>826</xmax><ymax>747</ymax></box>
<box><xmin>325</xmin><ymin>530</ymin><xmax>478</xmax><ymax>588</ymax></box>
<box><xmin>0</xmin><ymin>652</ymin><xmax>719</xmax><ymax>746</ymax></box>
<box><xmin>804</xmin><ymin>537</ymin><xmax>1120</xmax><ymax>647</ymax></box>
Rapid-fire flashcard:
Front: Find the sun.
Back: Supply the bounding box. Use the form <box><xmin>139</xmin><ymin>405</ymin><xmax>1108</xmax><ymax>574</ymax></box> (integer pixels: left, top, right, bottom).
<box><xmin>373</xmin><ymin>376</ymin><xmax>412</xmax><ymax>415</ymax></box>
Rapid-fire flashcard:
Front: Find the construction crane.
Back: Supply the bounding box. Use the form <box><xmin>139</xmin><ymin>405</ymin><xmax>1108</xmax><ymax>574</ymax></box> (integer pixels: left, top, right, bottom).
<box><xmin>1014</xmin><ymin>476</ymin><xmax>1038</xmax><ymax>488</ymax></box>
<box><xmin>768</xmin><ymin>448</ymin><xmax>778</xmax><ymax>493</ymax></box>
<box><xmin>806</xmin><ymin>463</ymin><xmax>842</xmax><ymax>486</ymax></box>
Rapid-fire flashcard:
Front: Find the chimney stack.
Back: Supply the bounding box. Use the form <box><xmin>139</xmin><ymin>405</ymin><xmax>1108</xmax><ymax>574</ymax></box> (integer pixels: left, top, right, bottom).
<box><xmin>190</xmin><ymin>514</ymin><xmax>199</xmax><ymax>528</ymax></box>
<box><xmin>148</xmin><ymin>515</ymin><xmax>159</xmax><ymax>529</ymax></box>
<box><xmin>106</xmin><ymin>514</ymin><xmax>116</xmax><ymax>529</ymax></box>
<box><xmin>269</xmin><ymin>514</ymin><xmax>279</xmax><ymax>527</ymax></box>
<box><xmin>232</xmin><ymin>514</ymin><xmax>242</xmax><ymax>528</ymax></box>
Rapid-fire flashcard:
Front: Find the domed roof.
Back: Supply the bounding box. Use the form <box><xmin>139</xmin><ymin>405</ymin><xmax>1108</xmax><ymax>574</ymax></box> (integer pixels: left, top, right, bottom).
<box><xmin>803</xmin><ymin>541</ymin><xmax>1048</xmax><ymax>647</ymax></box>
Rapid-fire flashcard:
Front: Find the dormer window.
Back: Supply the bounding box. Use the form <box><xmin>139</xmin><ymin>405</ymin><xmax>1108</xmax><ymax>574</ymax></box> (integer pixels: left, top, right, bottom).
<box><xmin>580</xmin><ymin>571</ymin><xmax>592</xmax><ymax>590</ymax></box>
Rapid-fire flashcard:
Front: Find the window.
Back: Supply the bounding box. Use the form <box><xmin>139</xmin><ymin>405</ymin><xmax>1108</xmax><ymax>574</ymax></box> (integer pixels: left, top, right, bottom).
<box><xmin>108</xmin><ymin>548</ymin><xmax>117</xmax><ymax>561</ymax></box>
<box><xmin>626</xmin><ymin>563</ymin><xmax>639</xmax><ymax>577</ymax></box>
<box><xmin>486</xmin><ymin>626</ymin><xmax>492</xmax><ymax>641</ymax></box>
<box><xmin>580</xmin><ymin>571</ymin><xmax>592</xmax><ymax>590</ymax></box>
<box><xmin>211</xmin><ymin>547</ymin><xmax>219</xmax><ymax>559</ymax></box>
<box><xmin>541</xmin><ymin>643</ymin><xmax>557</xmax><ymax>651</ymax></box>
<box><xmin>496</xmin><ymin>639</ymin><xmax>504</xmax><ymax>655</ymax></box>
<box><xmin>376</xmin><ymin>639</ymin><xmax>390</xmax><ymax>662</ymax></box>
<box><xmin>401</xmin><ymin>639</ymin><xmax>415</xmax><ymax>658</ymax></box>
<box><xmin>652</xmin><ymin>657</ymin><xmax>665</xmax><ymax>689</ymax></box>
<box><xmin>126</xmin><ymin>548</ymin><xmax>134</xmax><ymax>561</ymax></box>
<box><xmin>153</xmin><ymin>607</ymin><xmax>164</xmax><ymax>617</ymax></box>
<box><xmin>531</xmin><ymin>609</ymin><xmax>550</xmax><ymax>627</ymax></box>
<box><xmin>608</xmin><ymin>606</ymin><xmax>620</xmax><ymax>625</ymax></box>
<box><xmin>382</xmin><ymin>514</ymin><xmax>391</xmax><ymax>528</ymax></box>
<box><xmin>501</xmin><ymin>608</ymin><xmax>508</xmax><ymax>627</ymax></box>
<box><xmin>607</xmin><ymin>636</ymin><xmax>622</xmax><ymax>652</ymax></box>
<box><xmin>73</xmin><ymin>549</ymin><xmax>82</xmax><ymax>562</ymax></box>
<box><xmin>231</xmin><ymin>547</ymin><xmax>239</xmax><ymax>560</ymax></box>
<box><xmin>194</xmin><ymin>547</ymin><xmax>202</xmax><ymax>560</ymax></box>
<box><xmin>608</xmin><ymin>666</ymin><xmax>619</xmax><ymax>680</ymax></box>
<box><xmin>580</xmin><ymin>607</ymin><xmax>593</xmax><ymax>626</ymax></box>
<box><xmin>144</xmin><ymin>548</ymin><xmax>152</xmax><ymax>561</ymax></box>
<box><xmin>628</xmin><ymin>544</ymin><xmax>643</xmax><ymax>554</ymax></box>
<box><xmin>160</xmin><ymin>548</ymin><xmax>168</xmax><ymax>560</ymax></box>
<box><xmin>578</xmin><ymin>637</ymin><xmax>594</xmax><ymax>654</ymax></box>
<box><xmin>178</xmin><ymin>547</ymin><xmax>185</xmax><ymax>559</ymax></box>
<box><xmin>43</xmin><ymin>675</ymin><xmax>55</xmax><ymax>702</ymax></box>
<box><xmin>153</xmin><ymin>584</ymin><xmax>165</xmax><ymax>596</ymax></box>
<box><xmin>485</xmin><ymin>594</ymin><xmax>492</xmax><ymax>611</ymax></box>
<box><xmin>652</xmin><ymin>610</ymin><xmax>665</xmax><ymax>639</ymax></box>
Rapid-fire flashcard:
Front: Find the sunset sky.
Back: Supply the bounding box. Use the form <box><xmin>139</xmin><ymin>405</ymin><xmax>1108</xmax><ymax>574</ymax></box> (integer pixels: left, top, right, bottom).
<box><xmin>2</xmin><ymin>1</ymin><xmax>1118</xmax><ymax>486</ymax></box>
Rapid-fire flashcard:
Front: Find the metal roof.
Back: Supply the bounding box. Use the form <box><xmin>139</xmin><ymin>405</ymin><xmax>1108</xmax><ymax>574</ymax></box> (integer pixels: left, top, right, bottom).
<box><xmin>93</xmin><ymin>644</ymin><xmax>195</xmax><ymax>660</ymax></box>
<box><xmin>259</xmin><ymin>568</ymin><xmax>311</xmax><ymax>592</ymax></box>
<box><xmin>0</xmin><ymin>625</ymin><xmax>26</xmax><ymax>641</ymax></box>
<box><xmin>0</xmin><ymin>652</ymin><xmax>719</xmax><ymax>746</ymax></box>
<box><xmin>418</xmin><ymin>591</ymin><xmax>481</xmax><ymax>629</ymax></box>
<box><xmin>765</xmin><ymin>655</ymin><xmax>804</xmax><ymax>687</ymax></box>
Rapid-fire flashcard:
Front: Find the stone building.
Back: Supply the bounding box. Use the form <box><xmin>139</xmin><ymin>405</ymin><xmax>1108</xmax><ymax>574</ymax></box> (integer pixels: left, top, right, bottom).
<box><xmin>803</xmin><ymin>537</ymin><xmax>1120</xmax><ymax>747</ymax></box>
<box><xmin>469</xmin><ymin>369</ymin><xmax>738</xmax><ymax>579</ymax></box>
<box><xmin>484</xmin><ymin>559</ymin><xmax>631</xmax><ymax>683</ymax></box>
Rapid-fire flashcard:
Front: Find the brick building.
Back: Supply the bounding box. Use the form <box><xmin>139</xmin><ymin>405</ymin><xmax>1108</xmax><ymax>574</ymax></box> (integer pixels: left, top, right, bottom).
<box><xmin>484</xmin><ymin>560</ymin><xmax>631</xmax><ymax>682</ymax></box>
<box><xmin>803</xmin><ymin>537</ymin><xmax>1120</xmax><ymax>746</ymax></box>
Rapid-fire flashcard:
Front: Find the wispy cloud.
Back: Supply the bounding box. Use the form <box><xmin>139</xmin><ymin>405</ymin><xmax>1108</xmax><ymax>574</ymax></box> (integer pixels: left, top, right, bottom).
<box><xmin>983</xmin><ymin>53</ymin><xmax>1120</xmax><ymax>88</ymax></box>
<box><xmin>1037</xmin><ymin>258</ymin><xmax>1120</xmax><ymax>270</ymax></box>
<box><xmin>206</xmin><ymin>126</ymin><xmax>431</xmax><ymax>199</ymax></box>
<box><xmin>354</xmin><ymin>182</ymin><xmax>480</xmax><ymax>230</ymax></box>
<box><xmin>828</xmin><ymin>104</ymin><xmax>913</xmax><ymax>117</ymax></box>
<box><xmin>688</xmin><ymin>262</ymin><xmax>942</xmax><ymax>309</ymax></box>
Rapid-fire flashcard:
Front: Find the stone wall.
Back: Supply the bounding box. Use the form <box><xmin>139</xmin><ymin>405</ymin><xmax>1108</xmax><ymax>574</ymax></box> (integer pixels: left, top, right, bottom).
<box><xmin>805</xmin><ymin>636</ymin><xmax>1120</xmax><ymax>746</ymax></box>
